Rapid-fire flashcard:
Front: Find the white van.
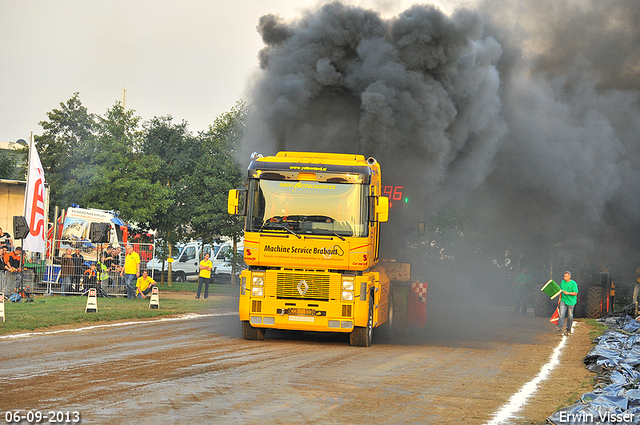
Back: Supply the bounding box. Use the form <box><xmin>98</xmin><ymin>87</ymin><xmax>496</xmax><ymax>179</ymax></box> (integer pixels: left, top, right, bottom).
<box><xmin>213</xmin><ymin>243</ymin><xmax>246</xmax><ymax>282</ymax></box>
<box><xmin>147</xmin><ymin>240</ymin><xmax>242</xmax><ymax>282</ymax></box>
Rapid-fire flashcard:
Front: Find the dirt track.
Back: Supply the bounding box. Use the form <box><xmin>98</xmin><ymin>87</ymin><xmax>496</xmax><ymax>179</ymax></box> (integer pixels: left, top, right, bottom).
<box><xmin>0</xmin><ymin>287</ymin><xmax>594</xmax><ymax>424</ymax></box>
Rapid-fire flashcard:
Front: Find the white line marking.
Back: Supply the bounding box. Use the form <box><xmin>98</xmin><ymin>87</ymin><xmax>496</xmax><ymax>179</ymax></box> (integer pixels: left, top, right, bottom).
<box><xmin>0</xmin><ymin>311</ymin><xmax>238</xmax><ymax>341</ymax></box>
<box><xmin>485</xmin><ymin>322</ymin><xmax>576</xmax><ymax>425</ymax></box>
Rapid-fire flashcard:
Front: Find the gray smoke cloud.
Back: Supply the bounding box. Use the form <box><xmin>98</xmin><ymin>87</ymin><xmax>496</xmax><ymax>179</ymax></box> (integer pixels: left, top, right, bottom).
<box><xmin>475</xmin><ymin>0</ymin><xmax>640</xmax><ymax>265</ymax></box>
<box><xmin>242</xmin><ymin>0</ymin><xmax>640</xmax><ymax>282</ymax></box>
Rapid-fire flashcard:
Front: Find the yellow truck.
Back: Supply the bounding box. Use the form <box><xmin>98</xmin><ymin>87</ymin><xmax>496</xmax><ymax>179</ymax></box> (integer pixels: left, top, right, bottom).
<box><xmin>228</xmin><ymin>151</ymin><xmax>426</xmax><ymax>346</ymax></box>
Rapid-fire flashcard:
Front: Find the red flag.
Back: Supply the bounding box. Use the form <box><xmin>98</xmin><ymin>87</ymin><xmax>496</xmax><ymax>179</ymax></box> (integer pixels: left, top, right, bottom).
<box><xmin>550</xmin><ymin>307</ymin><xmax>559</xmax><ymax>325</ymax></box>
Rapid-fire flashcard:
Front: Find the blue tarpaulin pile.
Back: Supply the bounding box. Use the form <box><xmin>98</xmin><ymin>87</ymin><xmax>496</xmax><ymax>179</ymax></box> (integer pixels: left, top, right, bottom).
<box><xmin>548</xmin><ymin>309</ymin><xmax>640</xmax><ymax>424</ymax></box>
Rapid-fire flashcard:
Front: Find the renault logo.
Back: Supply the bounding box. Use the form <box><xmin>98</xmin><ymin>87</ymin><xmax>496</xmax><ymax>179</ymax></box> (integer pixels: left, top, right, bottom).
<box><xmin>297</xmin><ymin>279</ymin><xmax>309</xmax><ymax>296</ymax></box>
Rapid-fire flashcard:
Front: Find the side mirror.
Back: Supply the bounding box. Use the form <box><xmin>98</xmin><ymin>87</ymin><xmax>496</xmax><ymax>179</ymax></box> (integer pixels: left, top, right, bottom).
<box><xmin>377</xmin><ymin>196</ymin><xmax>389</xmax><ymax>223</ymax></box>
<box><xmin>228</xmin><ymin>189</ymin><xmax>247</xmax><ymax>216</ymax></box>
<box><xmin>368</xmin><ymin>196</ymin><xmax>389</xmax><ymax>223</ymax></box>
<box><xmin>228</xmin><ymin>189</ymin><xmax>240</xmax><ymax>215</ymax></box>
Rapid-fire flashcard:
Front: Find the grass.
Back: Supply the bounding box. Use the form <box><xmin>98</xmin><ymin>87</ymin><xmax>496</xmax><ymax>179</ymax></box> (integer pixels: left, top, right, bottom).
<box><xmin>583</xmin><ymin>318</ymin><xmax>608</xmax><ymax>340</ymax></box>
<box><xmin>0</xmin><ymin>284</ymin><xmax>238</xmax><ymax>335</ymax></box>
<box><xmin>154</xmin><ymin>279</ymin><xmax>238</xmax><ymax>294</ymax></box>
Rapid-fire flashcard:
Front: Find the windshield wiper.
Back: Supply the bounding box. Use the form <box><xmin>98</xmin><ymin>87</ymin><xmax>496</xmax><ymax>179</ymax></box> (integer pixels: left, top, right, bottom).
<box><xmin>280</xmin><ymin>226</ymin><xmax>301</xmax><ymax>239</ymax></box>
<box><xmin>260</xmin><ymin>221</ymin><xmax>301</xmax><ymax>239</ymax></box>
<box><xmin>322</xmin><ymin>230</ymin><xmax>345</xmax><ymax>241</ymax></box>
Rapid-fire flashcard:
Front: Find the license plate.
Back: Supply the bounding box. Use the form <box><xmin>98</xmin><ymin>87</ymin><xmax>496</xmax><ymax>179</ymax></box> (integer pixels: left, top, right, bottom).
<box><xmin>288</xmin><ymin>308</ymin><xmax>315</xmax><ymax>316</ymax></box>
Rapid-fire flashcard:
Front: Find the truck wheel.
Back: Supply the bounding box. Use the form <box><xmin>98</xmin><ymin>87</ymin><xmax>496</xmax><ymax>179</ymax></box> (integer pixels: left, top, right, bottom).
<box><xmin>350</xmin><ymin>295</ymin><xmax>373</xmax><ymax>347</ymax></box>
<box><xmin>586</xmin><ymin>286</ymin><xmax>605</xmax><ymax>319</ymax></box>
<box><xmin>242</xmin><ymin>321</ymin><xmax>265</xmax><ymax>341</ymax></box>
<box><xmin>377</xmin><ymin>294</ymin><xmax>394</xmax><ymax>341</ymax></box>
<box><xmin>534</xmin><ymin>290</ymin><xmax>555</xmax><ymax>317</ymax></box>
<box><xmin>174</xmin><ymin>272</ymin><xmax>185</xmax><ymax>283</ymax></box>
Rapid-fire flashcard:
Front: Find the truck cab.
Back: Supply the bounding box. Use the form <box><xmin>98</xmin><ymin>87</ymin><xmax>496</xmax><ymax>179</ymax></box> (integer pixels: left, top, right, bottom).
<box><xmin>228</xmin><ymin>151</ymin><xmax>390</xmax><ymax>346</ymax></box>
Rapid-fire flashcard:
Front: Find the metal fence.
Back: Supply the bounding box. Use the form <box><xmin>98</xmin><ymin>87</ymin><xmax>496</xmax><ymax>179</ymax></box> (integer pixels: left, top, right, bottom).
<box><xmin>17</xmin><ymin>241</ymin><xmax>155</xmax><ymax>297</ymax></box>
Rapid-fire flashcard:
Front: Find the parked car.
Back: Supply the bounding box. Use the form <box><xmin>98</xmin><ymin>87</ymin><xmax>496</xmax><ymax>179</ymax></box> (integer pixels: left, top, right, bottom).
<box><xmin>213</xmin><ymin>246</ymin><xmax>245</xmax><ymax>283</ymax></box>
<box><xmin>147</xmin><ymin>240</ymin><xmax>242</xmax><ymax>282</ymax></box>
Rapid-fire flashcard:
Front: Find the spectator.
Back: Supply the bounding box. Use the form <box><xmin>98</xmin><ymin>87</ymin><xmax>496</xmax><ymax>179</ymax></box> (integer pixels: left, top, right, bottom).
<box><xmin>136</xmin><ymin>269</ymin><xmax>156</xmax><ymax>299</ymax></box>
<box><xmin>7</xmin><ymin>247</ymin><xmax>22</xmax><ymax>291</ymax></box>
<box><xmin>120</xmin><ymin>245</ymin><xmax>140</xmax><ymax>299</ymax></box>
<box><xmin>83</xmin><ymin>263</ymin><xmax>98</xmax><ymax>289</ymax></box>
<box><xmin>0</xmin><ymin>246</ymin><xmax>6</xmax><ymax>292</ymax></box>
<box><xmin>115</xmin><ymin>246</ymin><xmax>124</xmax><ymax>268</ymax></box>
<box><xmin>104</xmin><ymin>246</ymin><xmax>120</xmax><ymax>291</ymax></box>
<box><xmin>196</xmin><ymin>253</ymin><xmax>213</xmax><ymax>299</ymax></box>
<box><xmin>0</xmin><ymin>227</ymin><xmax>14</xmax><ymax>251</ymax></box>
<box><xmin>60</xmin><ymin>248</ymin><xmax>74</xmax><ymax>295</ymax></box>
<box><xmin>514</xmin><ymin>267</ymin><xmax>532</xmax><ymax>315</ymax></box>
<box><xmin>97</xmin><ymin>253</ymin><xmax>112</xmax><ymax>291</ymax></box>
<box><xmin>71</xmin><ymin>248</ymin><xmax>84</xmax><ymax>287</ymax></box>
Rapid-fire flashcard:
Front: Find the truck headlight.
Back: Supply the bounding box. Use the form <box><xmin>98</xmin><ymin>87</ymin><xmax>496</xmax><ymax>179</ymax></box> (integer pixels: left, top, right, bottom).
<box><xmin>253</xmin><ymin>275</ymin><xmax>264</xmax><ymax>286</ymax></box>
<box><xmin>252</xmin><ymin>287</ymin><xmax>264</xmax><ymax>297</ymax></box>
<box><xmin>341</xmin><ymin>291</ymin><xmax>353</xmax><ymax>301</ymax></box>
<box><xmin>342</xmin><ymin>277</ymin><xmax>354</xmax><ymax>291</ymax></box>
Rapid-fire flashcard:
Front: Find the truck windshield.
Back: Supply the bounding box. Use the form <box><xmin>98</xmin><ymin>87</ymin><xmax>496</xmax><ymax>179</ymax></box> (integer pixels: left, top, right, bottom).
<box><xmin>247</xmin><ymin>179</ymin><xmax>368</xmax><ymax>237</ymax></box>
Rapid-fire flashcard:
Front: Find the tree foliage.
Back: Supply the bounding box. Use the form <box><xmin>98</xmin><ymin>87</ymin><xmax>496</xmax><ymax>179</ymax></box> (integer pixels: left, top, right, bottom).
<box><xmin>34</xmin><ymin>93</ymin><xmax>96</xmax><ymax>209</ymax></box>
<box><xmin>188</xmin><ymin>101</ymin><xmax>247</xmax><ymax>244</ymax></box>
<box><xmin>71</xmin><ymin>103</ymin><xmax>171</xmax><ymax>224</ymax></box>
<box><xmin>0</xmin><ymin>150</ymin><xmax>21</xmax><ymax>180</ymax></box>
<box><xmin>34</xmin><ymin>93</ymin><xmax>246</xmax><ymax>249</ymax></box>
<box><xmin>141</xmin><ymin>115</ymin><xmax>196</xmax><ymax>255</ymax></box>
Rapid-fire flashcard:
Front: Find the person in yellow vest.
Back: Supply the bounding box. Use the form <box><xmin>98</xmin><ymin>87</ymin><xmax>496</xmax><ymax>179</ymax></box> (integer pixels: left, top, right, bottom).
<box><xmin>136</xmin><ymin>269</ymin><xmax>156</xmax><ymax>299</ymax></box>
<box><xmin>97</xmin><ymin>254</ymin><xmax>111</xmax><ymax>291</ymax></box>
<box><xmin>120</xmin><ymin>245</ymin><xmax>140</xmax><ymax>300</ymax></box>
<box><xmin>196</xmin><ymin>253</ymin><xmax>213</xmax><ymax>299</ymax></box>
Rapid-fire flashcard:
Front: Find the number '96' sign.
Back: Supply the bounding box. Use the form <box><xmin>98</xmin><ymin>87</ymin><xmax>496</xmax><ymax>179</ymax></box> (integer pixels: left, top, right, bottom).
<box><xmin>382</xmin><ymin>186</ymin><xmax>403</xmax><ymax>208</ymax></box>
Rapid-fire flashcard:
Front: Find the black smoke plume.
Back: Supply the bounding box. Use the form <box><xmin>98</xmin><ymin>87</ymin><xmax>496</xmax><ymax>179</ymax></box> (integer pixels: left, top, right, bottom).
<box><xmin>242</xmin><ymin>1</ymin><xmax>640</xmax><ymax>291</ymax></box>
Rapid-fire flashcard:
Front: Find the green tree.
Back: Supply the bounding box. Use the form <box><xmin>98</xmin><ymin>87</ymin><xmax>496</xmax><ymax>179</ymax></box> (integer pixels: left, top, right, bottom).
<box><xmin>0</xmin><ymin>150</ymin><xmax>20</xmax><ymax>180</ymax></box>
<box><xmin>72</xmin><ymin>103</ymin><xmax>170</xmax><ymax>224</ymax></box>
<box><xmin>188</xmin><ymin>101</ymin><xmax>247</xmax><ymax>283</ymax></box>
<box><xmin>34</xmin><ymin>93</ymin><xmax>96</xmax><ymax>210</ymax></box>
<box><xmin>141</xmin><ymin>115</ymin><xmax>199</xmax><ymax>284</ymax></box>
<box><xmin>188</xmin><ymin>101</ymin><xmax>247</xmax><ymax>243</ymax></box>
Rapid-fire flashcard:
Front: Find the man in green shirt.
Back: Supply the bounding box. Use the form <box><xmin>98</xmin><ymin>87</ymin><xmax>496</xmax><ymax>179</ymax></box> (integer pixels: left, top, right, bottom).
<box><xmin>557</xmin><ymin>271</ymin><xmax>578</xmax><ymax>335</ymax></box>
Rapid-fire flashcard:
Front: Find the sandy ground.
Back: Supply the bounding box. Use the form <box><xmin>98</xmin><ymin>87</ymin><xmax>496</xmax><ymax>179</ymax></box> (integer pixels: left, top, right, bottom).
<box><xmin>0</xmin><ymin>287</ymin><xmax>595</xmax><ymax>424</ymax></box>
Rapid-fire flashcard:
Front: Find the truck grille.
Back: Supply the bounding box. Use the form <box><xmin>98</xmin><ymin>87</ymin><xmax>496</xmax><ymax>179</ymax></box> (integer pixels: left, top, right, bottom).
<box><xmin>276</xmin><ymin>272</ymin><xmax>330</xmax><ymax>300</ymax></box>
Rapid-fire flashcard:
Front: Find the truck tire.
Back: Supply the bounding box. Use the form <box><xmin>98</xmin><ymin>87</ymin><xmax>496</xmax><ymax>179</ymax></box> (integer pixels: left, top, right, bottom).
<box><xmin>242</xmin><ymin>321</ymin><xmax>265</xmax><ymax>341</ymax></box>
<box><xmin>173</xmin><ymin>272</ymin><xmax>186</xmax><ymax>283</ymax></box>
<box><xmin>534</xmin><ymin>290</ymin><xmax>555</xmax><ymax>317</ymax></box>
<box><xmin>586</xmin><ymin>286</ymin><xmax>605</xmax><ymax>319</ymax></box>
<box><xmin>350</xmin><ymin>294</ymin><xmax>373</xmax><ymax>347</ymax></box>
<box><xmin>376</xmin><ymin>294</ymin><xmax>394</xmax><ymax>341</ymax></box>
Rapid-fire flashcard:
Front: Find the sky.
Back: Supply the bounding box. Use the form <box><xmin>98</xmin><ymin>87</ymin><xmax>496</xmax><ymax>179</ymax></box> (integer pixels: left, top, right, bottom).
<box><xmin>0</xmin><ymin>0</ymin><xmax>455</xmax><ymax>143</ymax></box>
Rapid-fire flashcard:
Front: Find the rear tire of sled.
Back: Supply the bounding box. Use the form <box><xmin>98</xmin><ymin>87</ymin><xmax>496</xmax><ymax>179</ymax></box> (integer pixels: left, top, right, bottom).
<box><xmin>534</xmin><ymin>290</ymin><xmax>555</xmax><ymax>317</ymax></box>
<box><xmin>586</xmin><ymin>286</ymin><xmax>605</xmax><ymax>319</ymax></box>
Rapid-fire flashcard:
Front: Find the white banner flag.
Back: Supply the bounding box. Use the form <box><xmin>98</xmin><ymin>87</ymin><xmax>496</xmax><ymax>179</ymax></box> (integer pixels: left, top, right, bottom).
<box><xmin>23</xmin><ymin>142</ymin><xmax>46</xmax><ymax>253</ymax></box>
